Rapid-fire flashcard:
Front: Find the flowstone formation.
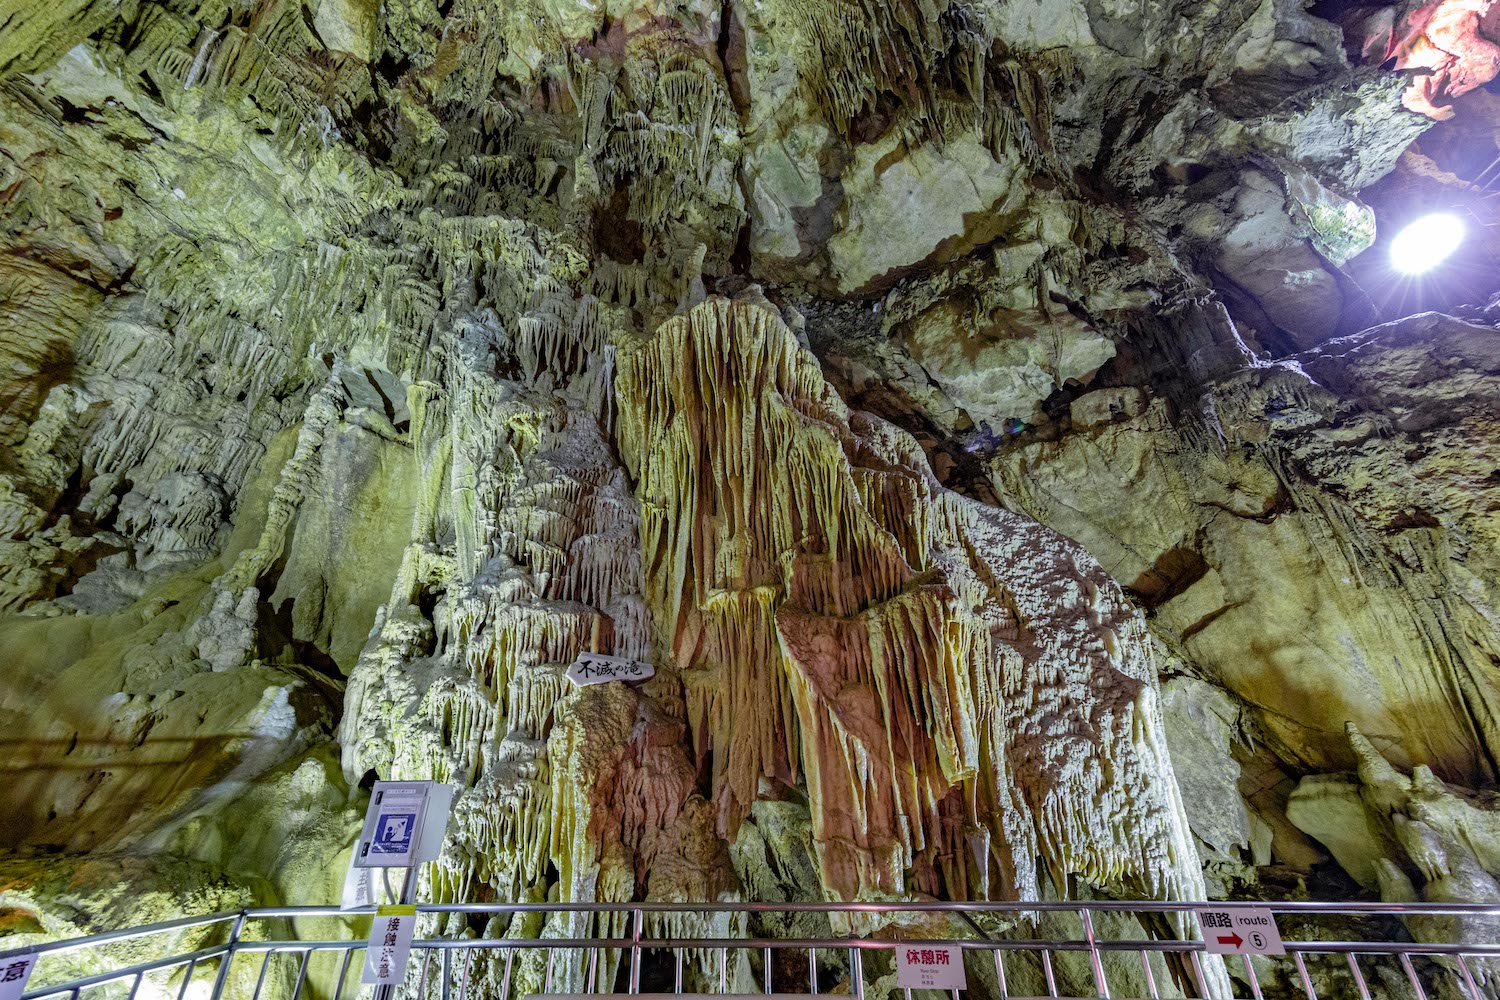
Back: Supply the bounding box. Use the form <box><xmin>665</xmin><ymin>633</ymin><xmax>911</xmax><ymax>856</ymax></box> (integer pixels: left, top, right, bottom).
<box><xmin>1</xmin><ymin>0</ymin><xmax>1500</xmax><ymax>994</ymax></box>
<box><xmin>338</xmin><ymin>291</ymin><xmax>1219</xmax><ymax>991</ymax></box>
<box><xmin>616</xmin><ymin>297</ymin><xmax>1202</xmax><ymax>908</ymax></box>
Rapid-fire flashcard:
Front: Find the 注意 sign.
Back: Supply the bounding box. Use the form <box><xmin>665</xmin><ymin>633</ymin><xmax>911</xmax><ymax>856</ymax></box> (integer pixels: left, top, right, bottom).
<box><xmin>0</xmin><ymin>954</ymin><xmax>37</xmax><ymax>1000</ymax></box>
<box><xmin>1196</xmin><ymin>907</ymin><xmax>1285</xmax><ymax>955</ymax></box>
<box><xmin>566</xmin><ymin>651</ymin><xmax>654</xmax><ymax>686</ymax></box>
<box><xmin>362</xmin><ymin>905</ymin><xmax>416</xmax><ymax>985</ymax></box>
<box><xmin>895</xmin><ymin>945</ymin><xmax>967</xmax><ymax>989</ymax></box>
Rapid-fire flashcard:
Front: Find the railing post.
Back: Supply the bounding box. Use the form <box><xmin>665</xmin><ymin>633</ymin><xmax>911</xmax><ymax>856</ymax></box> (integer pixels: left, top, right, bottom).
<box><xmin>1079</xmin><ymin>907</ymin><xmax>1110</xmax><ymax>999</ymax></box>
<box><xmin>848</xmin><ymin>948</ymin><xmax>864</xmax><ymax>1000</ymax></box>
<box><xmin>208</xmin><ymin>912</ymin><xmax>247</xmax><ymax>1000</ymax></box>
<box><xmin>629</xmin><ymin>907</ymin><xmax>643</xmax><ymax>994</ymax></box>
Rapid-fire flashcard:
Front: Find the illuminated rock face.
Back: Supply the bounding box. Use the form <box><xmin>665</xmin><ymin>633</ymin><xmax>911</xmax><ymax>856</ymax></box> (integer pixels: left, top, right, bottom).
<box><xmin>1</xmin><ymin>0</ymin><xmax>1500</xmax><ymax>977</ymax></box>
<box><xmin>617</xmin><ymin>298</ymin><xmax>1203</xmax><ymax>906</ymax></box>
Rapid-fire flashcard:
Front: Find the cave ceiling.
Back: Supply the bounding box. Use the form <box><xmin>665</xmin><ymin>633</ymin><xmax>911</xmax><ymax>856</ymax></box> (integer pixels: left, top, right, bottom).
<box><xmin>3</xmin><ymin>0</ymin><xmax>1500</xmax><ymax>960</ymax></box>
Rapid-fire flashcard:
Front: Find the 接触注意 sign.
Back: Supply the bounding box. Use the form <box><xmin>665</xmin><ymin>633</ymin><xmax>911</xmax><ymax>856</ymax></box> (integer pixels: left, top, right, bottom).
<box><xmin>362</xmin><ymin>905</ymin><xmax>416</xmax><ymax>985</ymax></box>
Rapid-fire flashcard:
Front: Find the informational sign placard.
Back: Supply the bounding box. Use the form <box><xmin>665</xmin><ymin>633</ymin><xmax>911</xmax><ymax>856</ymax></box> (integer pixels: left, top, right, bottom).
<box><xmin>356</xmin><ymin>783</ymin><xmax>427</xmax><ymax>868</ymax></box>
<box><xmin>566</xmin><ymin>651</ymin><xmax>654</xmax><ymax>686</ymax></box>
<box><xmin>1196</xmin><ymin>907</ymin><xmax>1285</xmax><ymax>955</ymax></box>
<box><xmin>341</xmin><ymin>854</ymin><xmax>376</xmax><ymax>909</ymax></box>
<box><xmin>895</xmin><ymin>946</ymin><xmax>967</xmax><ymax>989</ymax></box>
<box><xmin>362</xmin><ymin>905</ymin><xmax>416</xmax><ymax>985</ymax></box>
<box><xmin>354</xmin><ymin>781</ymin><xmax>454</xmax><ymax>869</ymax></box>
<box><xmin>0</xmin><ymin>954</ymin><xmax>38</xmax><ymax>1000</ymax></box>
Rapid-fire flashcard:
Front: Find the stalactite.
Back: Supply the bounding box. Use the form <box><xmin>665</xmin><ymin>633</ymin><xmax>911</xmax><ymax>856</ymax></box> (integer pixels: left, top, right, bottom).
<box><xmin>617</xmin><ymin>296</ymin><xmax>1214</xmax><ymax>917</ymax></box>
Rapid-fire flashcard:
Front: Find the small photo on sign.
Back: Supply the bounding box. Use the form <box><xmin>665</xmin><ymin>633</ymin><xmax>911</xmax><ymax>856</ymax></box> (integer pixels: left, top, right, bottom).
<box><xmin>372</xmin><ymin>813</ymin><xmax>416</xmax><ymax>854</ymax></box>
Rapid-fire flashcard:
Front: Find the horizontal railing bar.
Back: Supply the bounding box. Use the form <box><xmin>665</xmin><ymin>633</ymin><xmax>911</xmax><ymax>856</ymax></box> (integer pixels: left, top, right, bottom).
<box><xmin>242</xmin><ymin>900</ymin><xmax>1500</xmax><ymax>918</ymax></box>
<box><xmin>225</xmin><ymin>937</ymin><xmax>1500</xmax><ymax>957</ymax></box>
<box><xmin>233</xmin><ymin>940</ymin><xmax>1090</xmax><ymax>953</ymax></box>
<box><xmin>21</xmin><ymin>945</ymin><xmax>227</xmax><ymax>999</ymax></box>
<box><xmin>0</xmin><ymin>913</ymin><xmax>238</xmax><ymax>962</ymax></box>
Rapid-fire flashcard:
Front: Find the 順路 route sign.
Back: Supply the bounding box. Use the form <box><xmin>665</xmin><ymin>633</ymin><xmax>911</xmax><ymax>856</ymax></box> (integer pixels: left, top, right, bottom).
<box><xmin>1196</xmin><ymin>907</ymin><xmax>1285</xmax><ymax>955</ymax></box>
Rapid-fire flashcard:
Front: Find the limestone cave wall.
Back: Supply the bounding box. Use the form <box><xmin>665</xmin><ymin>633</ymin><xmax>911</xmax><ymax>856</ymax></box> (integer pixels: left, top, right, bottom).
<box><xmin>2</xmin><ymin>0</ymin><xmax>1500</xmax><ymax>988</ymax></box>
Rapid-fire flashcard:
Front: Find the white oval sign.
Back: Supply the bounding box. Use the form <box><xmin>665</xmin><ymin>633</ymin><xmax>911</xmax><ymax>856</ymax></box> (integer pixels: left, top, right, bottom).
<box><xmin>567</xmin><ymin>651</ymin><xmax>654</xmax><ymax>686</ymax></box>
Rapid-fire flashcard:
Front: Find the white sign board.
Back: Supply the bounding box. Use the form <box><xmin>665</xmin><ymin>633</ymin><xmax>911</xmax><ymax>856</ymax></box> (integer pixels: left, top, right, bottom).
<box><xmin>566</xmin><ymin>651</ymin><xmax>654</xmax><ymax>686</ymax></box>
<box><xmin>1196</xmin><ymin>907</ymin><xmax>1285</xmax><ymax>955</ymax></box>
<box><xmin>341</xmin><ymin>855</ymin><xmax>376</xmax><ymax>909</ymax></box>
<box><xmin>0</xmin><ymin>954</ymin><xmax>37</xmax><ymax>1000</ymax></box>
<box><xmin>354</xmin><ymin>780</ymin><xmax>455</xmax><ymax>869</ymax></box>
<box><xmin>895</xmin><ymin>946</ymin><xmax>967</xmax><ymax>989</ymax></box>
<box><xmin>362</xmin><ymin>905</ymin><xmax>416</xmax><ymax>985</ymax></box>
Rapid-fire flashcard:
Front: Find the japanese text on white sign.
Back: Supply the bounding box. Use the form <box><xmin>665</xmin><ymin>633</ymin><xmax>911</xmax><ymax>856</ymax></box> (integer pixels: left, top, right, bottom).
<box><xmin>341</xmin><ymin>856</ymin><xmax>375</xmax><ymax>910</ymax></box>
<box><xmin>566</xmin><ymin>652</ymin><xmax>654</xmax><ymax>687</ymax></box>
<box><xmin>356</xmin><ymin>783</ymin><xmax>430</xmax><ymax>868</ymax></box>
<box><xmin>895</xmin><ymin>945</ymin><xmax>967</xmax><ymax>990</ymax></box>
<box><xmin>1196</xmin><ymin>908</ymin><xmax>1285</xmax><ymax>955</ymax></box>
<box><xmin>0</xmin><ymin>955</ymin><xmax>37</xmax><ymax>1000</ymax></box>
<box><xmin>361</xmin><ymin>906</ymin><xmax>416</xmax><ymax>985</ymax></box>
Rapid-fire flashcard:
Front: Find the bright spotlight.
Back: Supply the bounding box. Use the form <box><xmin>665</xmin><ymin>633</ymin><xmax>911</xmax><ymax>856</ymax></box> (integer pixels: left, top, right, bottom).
<box><xmin>1389</xmin><ymin>212</ymin><xmax>1465</xmax><ymax>275</ymax></box>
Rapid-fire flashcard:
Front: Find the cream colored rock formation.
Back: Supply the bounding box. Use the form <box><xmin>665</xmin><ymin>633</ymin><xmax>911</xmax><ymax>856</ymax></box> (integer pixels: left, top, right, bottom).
<box><xmin>1</xmin><ymin>0</ymin><xmax>1499</xmax><ymax>993</ymax></box>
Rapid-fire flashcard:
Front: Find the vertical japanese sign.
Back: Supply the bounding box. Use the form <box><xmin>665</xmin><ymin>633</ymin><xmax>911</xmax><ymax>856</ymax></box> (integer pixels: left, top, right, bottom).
<box><xmin>0</xmin><ymin>954</ymin><xmax>38</xmax><ymax>1000</ymax></box>
<box><xmin>361</xmin><ymin>905</ymin><xmax>417</xmax><ymax>985</ymax></box>
<box><xmin>340</xmin><ymin>856</ymin><xmax>375</xmax><ymax>910</ymax></box>
<box><xmin>895</xmin><ymin>946</ymin><xmax>967</xmax><ymax>989</ymax></box>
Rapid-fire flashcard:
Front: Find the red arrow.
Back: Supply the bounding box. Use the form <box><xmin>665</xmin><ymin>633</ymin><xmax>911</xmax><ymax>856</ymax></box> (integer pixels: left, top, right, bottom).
<box><xmin>1217</xmin><ymin>933</ymin><xmax>1243</xmax><ymax>949</ymax></box>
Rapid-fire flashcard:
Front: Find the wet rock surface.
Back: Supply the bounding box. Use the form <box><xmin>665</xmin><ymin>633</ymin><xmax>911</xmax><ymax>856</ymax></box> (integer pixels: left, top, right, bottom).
<box><xmin>1</xmin><ymin>1</ymin><xmax>1500</xmax><ymax>989</ymax></box>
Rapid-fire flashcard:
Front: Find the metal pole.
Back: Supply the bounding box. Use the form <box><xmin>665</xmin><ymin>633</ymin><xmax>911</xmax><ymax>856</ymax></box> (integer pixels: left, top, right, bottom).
<box><xmin>374</xmin><ymin>867</ymin><xmax>416</xmax><ymax>1000</ymax></box>
<box><xmin>207</xmin><ymin>912</ymin><xmax>246</xmax><ymax>1000</ymax></box>
<box><xmin>1138</xmin><ymin>950</ymin><xmax>1157</xmax><ymax>1000</ymax></box>
<box><xmin>174</xmin><ymin>959</ymin><xmax>198</xmax><ymax>1000</ymax></box>
<box><xmin>1080</xmin><ymin>908</ymin><xmax>1110</xmax><ymax>999</ymax></box>
<box><xmin>629</xmin><ymin>908</ymin><xmax>643</xmax><ymax>995</ymax></box>
<box><xmin>1345</xmin><ymin>953</ymin><xmax>1371</xmax><ymax>1000</ymax></box>
<box><xmin>1398</xmin><ymin>952</ymin><xmax>1428</xmax><ymax>1000</ymax></box>
<box><xmin>291</xmin><ymin>952</ymin><xmax>311</xmax><ymax>1000</ymax></box>
<box><xmin>334</xmin><ymin>950</ymin><xmax>354</xmax><ymax>1000</ymax></box>
<box><xmin>1292</xmin><ymin>951</ymin><xmax>1316</xmax><ymax>1000</ymax></box>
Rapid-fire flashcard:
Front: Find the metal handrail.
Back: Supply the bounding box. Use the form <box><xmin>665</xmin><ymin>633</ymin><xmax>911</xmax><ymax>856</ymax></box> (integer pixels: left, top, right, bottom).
<box><xmin>12</xmin><ymin>898</ymin><xmax>1498</xmax><ymax>963</ymax></box>
<box><xmin>0</xmin><ymin>913</ymin><xmax>240</xmax><ymax>960</ymax></box>
<box><xmin>6</xmin><ymin>899</ymin><xmax>1498</xmax><ymax>1000</ymax></box>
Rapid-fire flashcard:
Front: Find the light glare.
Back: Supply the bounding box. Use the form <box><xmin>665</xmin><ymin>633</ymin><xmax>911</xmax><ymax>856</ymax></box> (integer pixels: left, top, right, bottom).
<box><xmin>1390</xmin><ymin>213</ymin><xmax>1465</xmax><ymax>275</ymax></box>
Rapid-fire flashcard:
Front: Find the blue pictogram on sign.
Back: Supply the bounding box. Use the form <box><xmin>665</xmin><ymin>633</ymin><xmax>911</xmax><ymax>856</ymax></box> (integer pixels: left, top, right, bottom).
<box><xmin>371</xmin><ymin>813</ymin><xmax>416</xmax><ymax>854</ymax></box>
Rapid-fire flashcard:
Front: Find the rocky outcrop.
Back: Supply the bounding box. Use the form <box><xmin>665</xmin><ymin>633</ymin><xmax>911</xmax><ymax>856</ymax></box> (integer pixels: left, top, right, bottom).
<box><xmin>1289</xmin><ymin>725</ymin><xmax>1500</xmax><ymax>991</ymax></box>
<box><xmin>1</xmin><ymin>0</ymin><xmax>1499</xmax><ymax>971</ymax></box>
